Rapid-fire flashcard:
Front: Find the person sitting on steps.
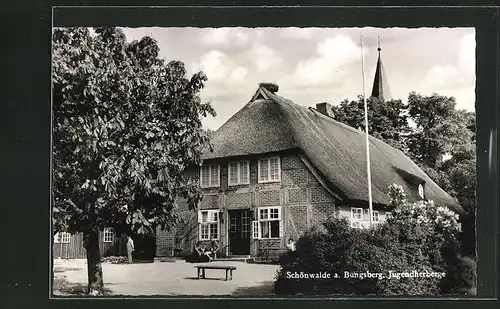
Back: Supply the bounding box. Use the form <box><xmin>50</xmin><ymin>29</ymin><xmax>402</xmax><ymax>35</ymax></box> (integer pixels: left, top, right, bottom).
<box><xmin>207</xmin><ymin>239</ymin><xmax>219</xmax><ymax>261</ymax></box>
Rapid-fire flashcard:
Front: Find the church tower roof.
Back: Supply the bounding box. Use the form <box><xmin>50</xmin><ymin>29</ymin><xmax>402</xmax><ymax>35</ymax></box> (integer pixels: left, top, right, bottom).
<box><xmin>371</xmin><ymin>38</ymin><xmax>392</xmax><ymax>101</ymax></box>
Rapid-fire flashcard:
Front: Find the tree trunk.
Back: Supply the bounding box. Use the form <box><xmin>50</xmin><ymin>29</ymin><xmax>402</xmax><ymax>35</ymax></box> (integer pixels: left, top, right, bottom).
<box><xmin>84</xmin><ymin>229</ymin><xmax>104</xmax><ymax>295</ymax></box>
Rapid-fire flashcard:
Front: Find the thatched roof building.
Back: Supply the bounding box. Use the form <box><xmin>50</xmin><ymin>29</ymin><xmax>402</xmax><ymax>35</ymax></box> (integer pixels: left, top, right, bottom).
<box><xmin>203</xmin><ymin>83</ymin><xmax>462</xmax><ymax>214</ymax></box>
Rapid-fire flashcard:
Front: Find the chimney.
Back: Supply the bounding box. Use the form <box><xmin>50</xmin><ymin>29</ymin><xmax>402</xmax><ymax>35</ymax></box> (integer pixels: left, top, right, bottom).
<box><xmin>259</xmin><ymin>82</ymin><xmax>279</xmax><ymax>93</ymax></box>
<box><xmin>316</xmin><ymin>102</ymin><xmax>334</xmax><ymax>118</ymax></box>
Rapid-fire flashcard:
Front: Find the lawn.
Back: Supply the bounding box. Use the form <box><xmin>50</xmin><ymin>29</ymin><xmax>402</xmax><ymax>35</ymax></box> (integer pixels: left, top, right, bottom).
<box><xmin>52</xmin><ymin>259</ymin><xmax>280</xmax><ymax>296</ymax></box>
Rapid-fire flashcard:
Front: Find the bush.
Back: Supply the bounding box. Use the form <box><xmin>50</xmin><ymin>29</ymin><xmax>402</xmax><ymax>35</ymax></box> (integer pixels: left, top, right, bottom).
<box><xmin>101</xmin><ymin>256</ymin><xmax>128</xmax><ymax>264</ymax></box>
<box><xmin>274</xmin><ymin>184</ymin><xmax>476</xmax><ymax>296</ymax></box>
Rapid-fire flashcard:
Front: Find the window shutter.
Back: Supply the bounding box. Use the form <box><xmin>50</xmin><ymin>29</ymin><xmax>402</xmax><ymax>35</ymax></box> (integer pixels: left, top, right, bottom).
<box><xmin>197</xmin><ymin>211</ymin><xmax>202</xmax><ymax>223</ymax></box>
<box><xmin>277</xmin><ymin>207</ymin><xmax>282</xmax><ymax>220</ymax></box>
<box><xmin>279</xmin><ymin>220</ymin><xmax>283</xmax><ymax>238</ymax></box>
<box><xmin>252</xmin><ymin>221</ymin><xmax>260</xmax><ymax>239</ymax></box>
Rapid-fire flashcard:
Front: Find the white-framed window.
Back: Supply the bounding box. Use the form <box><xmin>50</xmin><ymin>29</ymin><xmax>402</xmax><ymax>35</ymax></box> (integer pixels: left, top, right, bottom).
<box><xmin>228</xmin><ymin>161</ymin><xmax>250</xmax><ymax>186</ymax></box>
<box><xmin>200</xmin><ymin>164</ymin><xmax>220</xmax><ymax>188</ymax></box>
<box><xmin>103</xmin><ymin>227</ymin><xmax>114</xmax><ymax>243</ymax></box>
<box><xmin>54</xmin><ymin>232</ymin><xmax>71</xmax><ymax>243</ymax></box>
<box><xmin>372</xmin><ymin>211</ymin><xmax>380</xmax><ymax>223</ymax></box>
<box><xmin>252</xmin><ymin>206</ymin><xmax>282</xmax><ymax>239</ymax></box>
<box><xmin>351</xmin><ymin>207</ymin><xmax>364</xmax><ymax>229</ymax></box>
<box><xmin>418</xmin><ymin>184</ymin><xmax>425</xmax><ymax>199</ymax></box>
<box><xmin>198</xmin><ymin>209</ymin><xmax>219</xmax><ymax>240</ymax></box>
<box><xmin>258</xmin><ymin>157</ymin><xmax>281</xmax><ymax>183</ymax></box>
<box><xmin>351</xmin><ymin>208</ymin><xmax>363</xmax><ymax>221</ymax></box>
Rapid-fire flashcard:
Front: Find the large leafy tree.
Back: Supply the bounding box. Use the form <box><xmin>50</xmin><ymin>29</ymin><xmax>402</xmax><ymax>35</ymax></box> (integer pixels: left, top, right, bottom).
<box><xmin>406</xmin><ymin>93</ymin><xmax>476</xmax><ymax>257</ymax></box>
<box><xmin>406</xmin><ymin>92</ymin><xmax>473</xmax><ymax>170</ymax></box>
<box><xmin>331</xmin><ymin>96</ymin><xmax>410</xmax><ymax>150</ymax></box>
<box><xmin>52</xmin><ymin>27</ymin><xmax>215</xmax><ymax>294</ymax></box>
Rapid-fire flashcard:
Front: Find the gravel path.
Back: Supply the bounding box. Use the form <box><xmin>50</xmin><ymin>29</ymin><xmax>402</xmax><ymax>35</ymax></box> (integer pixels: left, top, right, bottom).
<box><xmin>53</xmin><ymin>259</ymin><xmax>279</xmax><ymax>296</ymax></box>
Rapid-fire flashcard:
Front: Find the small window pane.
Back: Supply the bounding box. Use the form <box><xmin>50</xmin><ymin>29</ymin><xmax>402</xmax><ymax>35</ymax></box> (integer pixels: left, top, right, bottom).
<box><xmin>209</xmin><ymin>223</ymin><xmax>218</xmax><ymax>239</ymax></box>
<box><xmin>201</xmin><ymin>211</ymin><xmax>208</xmax><ymax>223</ymax></box>
<box><xmin>252</xmin><ymin>221</ymin><xmax>259</xmax><ymax>239</ymax></box>
<box><xmin>61</xmin><ymin>232</ymin><xmax>71</xmax><ymax>243</ymax></box>
<box><xmin>229</xmin><ymin>162</ymin><xmax>238</xmax><ymax>184</ymax></box>
<box><xmin>259</xmin><ymin>160</ymin><xmax>269</xmax><ymax>182</ymax></box>
<box><xmin>201</xmin><ymin>166</ymin><xmax>210</xmax><ymax>187</ymax></box>
<box><xmin>260</xmin><ymin>221</ymin><xmax>270</xmax><ymax>238</ymax></box>
<box><xmin>352</xmin><ymin>208</ymin><xmax>362</xmax><ymax>220</ymax></box>
<box><xmin>418</xmin><ymin>184</ymin><xmax>424</xmax><ymax>199</ymax></box>
<box><xmin>210</xmin><ymin>165</ymin><xmax>219</xmax><ymax>186</ymax></box>
<box><xmin>239</xmin><ymin>161</ymin><xmax>249</xmax><ymax>183</ymax></box>
<box><xmin>211</xmin><ymin>211</ymin><xmax>218</xmax><ymax>222</ymax></box>
<box><xmin>201</xmin><ymin>225</ymin><xmax>209</xmax><ymax>240</ymax></box>
<box><xmin>259</xmin><ymin>208</ymin><xmax>268</xmax><ymax>220</ymax></box>
<box><xmin>269</xmin><ymin>158</ymin><xmax>280</xmax><ymax>180</ymax></box>
<box><xmin>270</xmin><ymin>208</ymin><xmax>279</xmax><ymax>219</ymax></box>
<box><xmin>103</xmin><ymin>228</ymin><xmax>114</xmax><ymax>242</ymax></box>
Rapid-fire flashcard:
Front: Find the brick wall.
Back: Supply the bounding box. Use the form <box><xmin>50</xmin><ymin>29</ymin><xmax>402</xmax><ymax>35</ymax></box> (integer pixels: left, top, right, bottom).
<box><xmin>259</xmin><ymin>190</ymin><xmax>281</xmax><ymax>206</ymax></box>
<box><xmin>288</xmin><ymin>188</ymin><xmax>308</xmax><ymax>203</ymax></box>
<box><xmin>311</xmin><ymin>204</ymin><xmax>335</xmax><ymax>232</ymax></box>
<box><xmin>226</xmin><ymin>192</ymin><xmax>252</xmax><ymax>209</ymax></box>
<box><xmin>156</xmin><ymin>152</ymin><xmax>341</xmax><ymax>257</ymax></box>
<box><xmin>200</xmin><ymin>194</ymin><xmax>219</xmax><ymax>210</ymax></box>
<box><xmin>155</xmin><ymin>210</ymin><xmax>198</xmax><ymax>257</ymax></box>
<box><xmin>286</xmin><ymin>205</ymin><xmax>308</xmax><ymax>239</ymax></box>
<box><xmin>311</xmin><ymin>187</ymin><xmax>335</xmax><ymax>204</ymax></box>
<box><xmin>155</xmin><ymin>227</ymin><xmax>176</xmax><ymax>257</ymax></box>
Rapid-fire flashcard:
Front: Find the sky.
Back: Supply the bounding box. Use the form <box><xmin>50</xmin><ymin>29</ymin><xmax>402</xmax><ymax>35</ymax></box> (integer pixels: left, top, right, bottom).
<box><xmin>121</xmin><ymin>27</ymin><xmax>476</xmax><ymax>130</ymax></box>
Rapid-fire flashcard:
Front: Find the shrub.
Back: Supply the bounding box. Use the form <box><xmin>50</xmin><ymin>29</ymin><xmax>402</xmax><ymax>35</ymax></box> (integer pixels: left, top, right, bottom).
<box><xmin>274</xmin><ymin>184</ymin><xmax>475</xmax><ymax>296</ymax></box>
<box><xmin>101</xmin><ymin>256</ymin><xmax>128</xmax><ymax>264</ymax></box>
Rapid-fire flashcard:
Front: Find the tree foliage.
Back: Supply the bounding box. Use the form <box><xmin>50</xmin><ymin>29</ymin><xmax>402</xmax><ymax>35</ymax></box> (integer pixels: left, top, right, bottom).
<box><xmin>331</xmin><ymin>96</ymin><xmax>410</xmax><ymax>149</ymax></box>
<box><xmin>52</xmin><ymin>27</ymin><xmax>215</xmax><ymax>294</ymax></box>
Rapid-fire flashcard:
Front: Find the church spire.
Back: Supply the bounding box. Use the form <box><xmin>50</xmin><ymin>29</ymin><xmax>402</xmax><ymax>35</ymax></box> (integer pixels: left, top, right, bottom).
<box><xmin>370</xmin><ymin>37</ymin><xmax>392</xmax><ymax>101</ymax></box>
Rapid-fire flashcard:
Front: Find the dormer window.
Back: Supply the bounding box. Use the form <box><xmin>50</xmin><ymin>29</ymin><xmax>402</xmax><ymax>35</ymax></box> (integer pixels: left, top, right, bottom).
<box><xmin>418</xmin><ymin>184</ymin><xmax>425</xmax><ymax>199</ymax></box>
<box><xmin>200</xmin><ymin>164</ymin><xmax>220</xmax><ymax>188</ymax></box>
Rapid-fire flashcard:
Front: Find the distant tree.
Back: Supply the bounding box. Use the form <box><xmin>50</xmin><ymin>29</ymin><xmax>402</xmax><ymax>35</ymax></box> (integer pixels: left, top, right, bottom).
<box><xmin>331</xmin><ymin>96</ymin><xmax>410</xmax><ymax>150</ymax></box>
<box><xmin>406</xmin><ymin>92</ymin><xmax>473</xmax><ymax>170</ymax></box>
<box><xmin>52</xmin><ymin>27</ymin><xmax>215</xmax><ymax>294</ymax></box>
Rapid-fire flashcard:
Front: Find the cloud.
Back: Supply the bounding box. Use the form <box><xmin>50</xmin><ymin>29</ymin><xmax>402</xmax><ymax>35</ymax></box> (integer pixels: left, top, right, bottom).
<box><xmin>279</xmin><ymin>27</ymin><xmax>315</xmax><ymax>40</ymax></box>
<box><xmin>202</xmin><ymin>28</ymin><xmax>249</xmax><ymax>46</ymax></box>
<box><xmin>193</xmin><ymin>50</ymin><xmax>250</xmax><ymax>86</ymax></box>
<box><xmin>458</xmin><ymin>33</ymin><xmax>475</xmax><ymax>84</ymax></box>
<box><xmin>245</xmin><ymin>44</ymin><xmax>283</xmax><ymax>72</ymax></box>
<box><xmin>229</xmin><ymin>66</ymin><xmax>249</xmax><ymax>83</ymax></box>
<box><xmin>292</xmin><ymin>34</ymin><xmax>365</xmax><ymax>86</ymax></box>
<box><xmin>196</xmin><ymin>50</ymin><xmax>229</xmax><ymax>81</ymax></box>
<box><xmin>419</xmin><ymin>33</ymin><xmax>475</xmax><ymax>110</ymax></box>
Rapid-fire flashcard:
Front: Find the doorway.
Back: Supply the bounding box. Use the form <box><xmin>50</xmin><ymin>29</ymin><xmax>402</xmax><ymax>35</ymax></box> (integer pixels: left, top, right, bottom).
<box><xmin>228</xmin><ymin>209</ymin><xmax>251</xmax><ymax>255</ymax></box>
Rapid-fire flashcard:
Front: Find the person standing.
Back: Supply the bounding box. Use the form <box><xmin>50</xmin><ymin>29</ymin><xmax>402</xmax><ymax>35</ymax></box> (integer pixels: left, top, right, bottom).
<box><xmin>127</xmin><ymin>235</ymin><xmax>135</xmax><ymax>264</ymax></box>
<box><xmin>286</xmin><ymin>237</ymin><xmax>296</xmax><ymax>251</ymax></box>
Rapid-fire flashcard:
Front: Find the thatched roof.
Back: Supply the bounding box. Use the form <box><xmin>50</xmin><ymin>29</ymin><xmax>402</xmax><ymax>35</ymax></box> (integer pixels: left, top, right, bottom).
<box><xmin>203</xmin><ymin>85</ymin><xmax>462</xmax><ymax>214</ymax></box>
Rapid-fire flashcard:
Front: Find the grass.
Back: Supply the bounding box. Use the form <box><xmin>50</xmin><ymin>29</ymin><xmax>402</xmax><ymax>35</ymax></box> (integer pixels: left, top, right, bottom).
<box><xmin>52</xmin><ymin>278</ymin><xmax>113</xmax><ymax>296</ymax></box>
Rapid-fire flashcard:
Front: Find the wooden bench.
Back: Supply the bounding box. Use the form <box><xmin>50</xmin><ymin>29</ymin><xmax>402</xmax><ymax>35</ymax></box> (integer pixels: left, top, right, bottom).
<box><xmin>195</xmin><ymin>265</ymin><xmax>236</xmax><ymax>281</ymax></box>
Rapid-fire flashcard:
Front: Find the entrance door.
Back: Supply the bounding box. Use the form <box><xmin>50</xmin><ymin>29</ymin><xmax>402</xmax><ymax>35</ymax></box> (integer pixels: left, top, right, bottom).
<box><xmin>228</xmin><ymin>209</ymin><xmax>251</xmax><ymax>255</ymax></box>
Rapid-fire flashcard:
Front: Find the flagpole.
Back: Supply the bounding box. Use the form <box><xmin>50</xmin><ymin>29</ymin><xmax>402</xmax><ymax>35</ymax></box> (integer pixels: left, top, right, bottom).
<box><xmin>360</xmin><ymin>33</ymin><xmax>374</xmax><ymax>228</ymax></box>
